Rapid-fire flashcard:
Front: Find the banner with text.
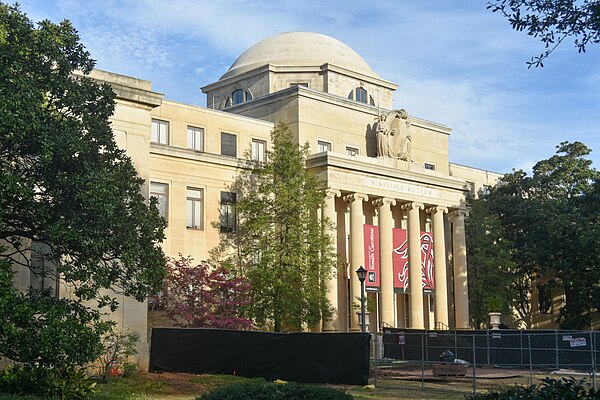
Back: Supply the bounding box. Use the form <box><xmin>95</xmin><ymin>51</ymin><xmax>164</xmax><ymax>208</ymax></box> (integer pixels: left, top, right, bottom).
<box><xmin>392</xmin><ymin>228</ymin><xmax>434</xmax><ymax>293</ymax></box>
<box><xmin>363</xmin><ymin>224</ymin><xmax>380</xmax><ymax>291</ymax></box>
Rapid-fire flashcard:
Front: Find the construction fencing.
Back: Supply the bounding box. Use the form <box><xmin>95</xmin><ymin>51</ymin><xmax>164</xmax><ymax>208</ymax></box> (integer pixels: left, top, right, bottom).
<box><xmin>372</xmin><ymin>329</ymin><xmax>599</xmax><ymax>394</ymax></box>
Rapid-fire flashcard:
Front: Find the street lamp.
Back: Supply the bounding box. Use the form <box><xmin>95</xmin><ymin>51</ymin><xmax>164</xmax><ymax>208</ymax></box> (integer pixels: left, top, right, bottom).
<box><xmin>356</xmin><ymin>266</ymin><xmax>367</xmax><ymax>333</ymax></box>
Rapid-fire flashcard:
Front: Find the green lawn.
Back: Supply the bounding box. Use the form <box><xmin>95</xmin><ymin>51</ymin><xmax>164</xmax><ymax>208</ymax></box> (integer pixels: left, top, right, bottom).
<box><xmin>2</xmin><ymin>372</ymin><xmax>478</xmax><ymax>399</ymax></box>
<box><xmin>89</xmin><ymin>372</ymin><xmax>474</xmax><ymax>400</ymax></box>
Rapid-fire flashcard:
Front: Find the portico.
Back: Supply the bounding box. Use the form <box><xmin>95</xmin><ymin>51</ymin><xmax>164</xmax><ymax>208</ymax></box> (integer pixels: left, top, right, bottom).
<box><xmin>308</xmin><ymin>152</ymin><xmax>470</xmax><ymax>332</ymax></box>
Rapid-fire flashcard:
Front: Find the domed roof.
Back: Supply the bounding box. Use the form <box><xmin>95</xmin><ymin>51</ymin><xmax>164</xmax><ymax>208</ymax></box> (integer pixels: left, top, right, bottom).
<box><xmin>220</xmin><ymin>32</ymin><xmax>378</xmax><ymax>80</ymax></box>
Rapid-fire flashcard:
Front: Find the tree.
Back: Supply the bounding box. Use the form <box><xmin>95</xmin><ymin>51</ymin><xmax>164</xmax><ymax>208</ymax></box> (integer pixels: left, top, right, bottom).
<box><xmin>155</xmin><ymin>256</ymin><xmax>252</xmax><ymax>330</ymax></box>
<box><xmin>0</xmin><ymin>4</ymin><xmax>166</xmax><ymax>365</ymax></box>
<box><xmin>212</xmin><ymin>123</ymin><xmax>335</xmax><ymax>332</ymax></box>
<box><xmin>526</xmin><ymin>141</ymin><xmax>599</xmax><ymax>328</ymax></box>
<box><xmin>487</xmin><ymin>141</ymin><xmax>600</xmax><ymax>329</ymax></box>
<box><xmin>488</xmin><ymin>0</ymin><xmax>600</xmax><ymax>67</ymax></box>
<box><xmin>465</xmin><ymin>196</ymin><xmax>517</xmax><ymax>329</ymax></box>
<box><xmin>486</xmin><ymin>169</ymin><xmax>542</xmax><ymax>328</ymax></box>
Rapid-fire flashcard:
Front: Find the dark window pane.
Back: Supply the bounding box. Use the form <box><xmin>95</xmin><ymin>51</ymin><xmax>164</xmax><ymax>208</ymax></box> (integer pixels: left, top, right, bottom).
<box><xmin>356</xmin><ymin>87</ymin><xmax>367</xmax><ymax>103</ymax></box>
<box><xmin>220</xmin><ymin>191</ymin><xmax>237</xmax><ymax>233</ymax></box>
<box><xmin>232</xmin><ymin>89</ymin><xmax>244</xmax><ymax>105</ymax></box>
<box><xmin>221</xmin><ymin>132</ymin><xmax>237</xmax><ymax>157</ymax></box>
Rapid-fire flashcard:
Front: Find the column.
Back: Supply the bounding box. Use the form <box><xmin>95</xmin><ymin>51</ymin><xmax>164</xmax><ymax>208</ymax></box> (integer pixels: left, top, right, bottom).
<box><xmin>322</xmin><ymin>189</ymin><xmax>341</xmax><ymax>332</ymax></box>
<box><xmin>452</xmin><ymin>209</ymin><xmax>470</xmax><ymax>329</ymax></box>
<box><xmin>344</xmin><ymin>192</ymin><xmax>369</xmax><ymax>332</ymax></box>
<box><xmin>404</xmin><ymin>202</ymin><xmax>425</xmax><ymax>329</ymax></box>
<box><xmin>372</xmin><ymin>197</ymin><xmax>396</xmax><ymax>329</ymax></box>
<box><xmin>428</xmin><ymin>206</ymin><xmax>449</xmax><ymax>329</ymax></box>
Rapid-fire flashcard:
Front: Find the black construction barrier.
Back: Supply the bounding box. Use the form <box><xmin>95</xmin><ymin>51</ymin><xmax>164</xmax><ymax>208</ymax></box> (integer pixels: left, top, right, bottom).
<box><xmin>150</xmin><ymin>328</ymin><xmax>371</xmax><ymax>385</ymax></box>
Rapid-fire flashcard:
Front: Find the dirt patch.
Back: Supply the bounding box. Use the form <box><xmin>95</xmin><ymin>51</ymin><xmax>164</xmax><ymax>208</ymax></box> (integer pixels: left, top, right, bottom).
<box><xmin>143</xmin><ymin>371</ymin><xmax>209</xmax><ymax>396</ymax></box>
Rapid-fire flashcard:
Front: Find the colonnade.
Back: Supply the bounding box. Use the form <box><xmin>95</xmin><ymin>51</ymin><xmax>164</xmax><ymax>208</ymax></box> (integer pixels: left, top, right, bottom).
<box><xmin>322</xmin><ymin>191</ymin><xmax>470</xmax><ymax>332</ymax></box>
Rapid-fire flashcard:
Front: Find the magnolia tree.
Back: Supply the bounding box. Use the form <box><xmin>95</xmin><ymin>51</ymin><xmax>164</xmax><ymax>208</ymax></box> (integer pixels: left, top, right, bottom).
<box><xmin>155</xmin><ymin>256</ymin><xmax>252</xmax><ymax>330</ymax></box>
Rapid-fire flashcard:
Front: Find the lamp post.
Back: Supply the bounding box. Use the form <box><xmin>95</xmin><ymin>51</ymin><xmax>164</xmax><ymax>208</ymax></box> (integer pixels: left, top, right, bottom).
<box><xmin>356</xmin><ymin>266</ymin><xmax>367</xmax><ymax>333</ymax></box>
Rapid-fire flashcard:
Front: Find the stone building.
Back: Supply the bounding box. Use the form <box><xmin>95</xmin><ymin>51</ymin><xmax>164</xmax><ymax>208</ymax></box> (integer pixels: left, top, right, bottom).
<box><xmin>13</xmin><ymin>32</ymin><xmax>503</xmax><ymax>363</ymax></box>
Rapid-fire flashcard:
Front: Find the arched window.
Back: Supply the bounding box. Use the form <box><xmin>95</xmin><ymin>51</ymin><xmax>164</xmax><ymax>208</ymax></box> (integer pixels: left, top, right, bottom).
<box><xmin>245</xmin><ymin>90</ymin><xmax>253</xmax><ymax>101</ymax></box>
<box><xmin>232</xmin><ymin>89</ymin><xmax>244</xmax><ymax>105</ymax></box>
<box><xmin>348</xmin><ymin>87</ymin><xmax>368</xmax><ymax>103</ymax></box>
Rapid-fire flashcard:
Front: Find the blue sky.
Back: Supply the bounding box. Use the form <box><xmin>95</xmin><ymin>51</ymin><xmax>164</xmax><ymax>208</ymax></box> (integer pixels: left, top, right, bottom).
<box><xmin>19</xmin><ymin>0</ymin><xmax>600</xmax><ymax>174</ymax></box>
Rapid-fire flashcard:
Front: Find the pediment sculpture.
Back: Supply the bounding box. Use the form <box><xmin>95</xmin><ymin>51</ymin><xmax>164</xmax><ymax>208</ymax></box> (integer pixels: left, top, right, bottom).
<box><xmin>375</xmin><ymin>109</ymin><xmax>412</xmax><ymax>161</ymax></box>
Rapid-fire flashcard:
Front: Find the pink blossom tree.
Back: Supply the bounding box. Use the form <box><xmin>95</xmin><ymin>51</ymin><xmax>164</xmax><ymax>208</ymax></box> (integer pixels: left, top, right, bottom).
<box><xmin>155</xmin><ymin>256</ymin><xmax>252</xmax><ymax>329</ymax></box>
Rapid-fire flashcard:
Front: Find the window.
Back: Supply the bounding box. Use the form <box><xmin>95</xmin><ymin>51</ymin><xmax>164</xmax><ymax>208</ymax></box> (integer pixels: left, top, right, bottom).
<box><xmin>290</xmin><ymin>82</ymin><xmax>308</xmax><ymax>87</ymax></box>
<box><xmin>221</xmin><ymin>132</ymin><xmax>237</xmax><ymax>157</ymax></box>
<box><xmin>30</xmin><ymin>243</ymin><xmax>58</xmax><ymax>297</ymax></box>
<box><xmin>481</xmin><ymin>184</ymin><xmax>492</xmax><ymax>197</ymax></box>
<box><xmin>317</xmin><ymin>140</ymin><xmax>331</xmax><ymax>153</ymax></box>
<box><xmin>424</xmin><ymin>163</ymin><xmax>436</xmax><ymax>170</ymax></box>
<box><xmin>355</xmin><ymin>87</ymin><xmax>367</xmax><ymax>103</ymax></box>
<box><xmin>151</xmin><ymin>119</ymin><xmax>169</xmax><ymax>144</ymax></box>
<box><xmin>538</xmin><ymin>283</ymin><xmax>552</xmax><ymax>314</ymax></box>
<box><xmin>187</xmin><ymin>126</ymin><xmax>204</xmax><ymax>151</ymax></box>
<box><xmin>150</xmin><ymin>182</ymin><xmax>169</xmax><ymax>221</ymax></box>
<box><xmin>232</xmin><ymin>89</ymin><xmax>244</xmax><ymax>105</ymax></box>
<box><xmin>252</xmin><ymin>139</ymin><xmax>266</xmax><ymax>162</ymax></box>
<box><xmin>253</xmin><ymin>237</ymin><xmax>261</xmax><ymax>265</ymax></box>
<box><xmin>466</xmin><ymin>181</ymin><xmax>476</xmax><ymax>198</ymax></box>
<box><xmin>346</xmin><ymin>146</ymin><xmax>359</xmax><ymax>156</ymax></box>
<box><xmin>220</xmin><ymin>192</ymin><xmax>237</xmax><ymax>233</ymax></box>
<box><xmin>186</xmin><ymin>187</ymin><xmax>203</xmax><ymax>229</ymax></box>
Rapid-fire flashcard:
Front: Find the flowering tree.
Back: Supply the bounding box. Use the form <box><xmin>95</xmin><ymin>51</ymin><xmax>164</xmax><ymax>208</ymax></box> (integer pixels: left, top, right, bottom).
<box><xmin>155</xmin><ymin>256</ymin><xmax>252</xmax><ymax>330</ymax></box>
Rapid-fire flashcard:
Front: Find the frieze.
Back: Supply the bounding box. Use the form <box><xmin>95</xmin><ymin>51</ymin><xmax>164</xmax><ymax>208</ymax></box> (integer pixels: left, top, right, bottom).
<box><xmin>365</xmin><ymin>177</ymin><xmax>439</xmax><ymax>198</ymax></box>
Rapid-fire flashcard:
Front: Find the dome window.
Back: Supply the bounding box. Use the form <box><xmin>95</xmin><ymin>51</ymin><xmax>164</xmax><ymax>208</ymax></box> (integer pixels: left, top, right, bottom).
<box><xmin>224</xmin><ymin>89</ymin><xmax>253</xmax><ymax>108</ymax></box>
<box><xmin>355</xmin><ymin>87</ymin><xmax>367</xmax><ymax>103</ymax></box>
<box><xmin>348</xmin><ymin>87</ymin><xmax>368</xmax><ymax>104</ymax></box>
<box><xmin>232</xmin><ymin>89</ymin><xmax>244</xmax><ymax>105</ymax></box>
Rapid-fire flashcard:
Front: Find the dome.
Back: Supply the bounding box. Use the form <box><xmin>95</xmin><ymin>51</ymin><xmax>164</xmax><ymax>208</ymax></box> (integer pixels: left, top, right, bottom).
<box><xmin>220</xmin><ymin>32</ymin><xmax>378</xmax><ymax>80</ymax></box>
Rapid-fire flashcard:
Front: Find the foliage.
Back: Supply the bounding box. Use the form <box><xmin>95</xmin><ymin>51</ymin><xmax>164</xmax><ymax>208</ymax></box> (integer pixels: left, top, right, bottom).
<box><xmin>154</xmin><ymin>256</ymin><xmax>252</xmax><ymax>330</ymax></box>
<box><xmin>0</xmin><ymin>260</ymin><xmax>112</xmax><ymax>368</ymax></box>
<box><xmin>467</xmin><ymin>377</ymin><xmax>600</xmax><ymax>399</ymax></box>
<box><xmin>465</xmin><ymin>196</ymin><xmax>517</xmax><ymax>328</ymax></box>
<box><xmin>0</xmin><ymin>394</ymin><xmax>41</xmax><ymax>400</ymax></box>
<box><xmin>212</xmin><ymin>122</ymin><xmax>335</xmax><ymax>332</ymax></box>
<box><xmin>486</xmin><ymin>141</ymin><xmax>600</xmax><ymax>329</ymax></box>
<box><xmin>98</xmin><ymin>329</ymin><xmax>140</xmax><ymax>378</ymax></box>
<box><xmin>0</xmin><ymin>365</ymin><xmax>96</xmax><ymax>400</ymax></box>
<box><xmin>0</xmin><ymin>3</ymin><xmax>166</xmax><ymax>309</ymax></box>
<box><xmin>196</xmin><ymin>380</ymin><xmax>353</xmax><ymax>400</ymax></box>
<box><xmin>0</xmin><ymin>2</ymin><xmax>166</xmax><ymax>371</ymax></box>
<box><xmin>487</xmin><ymin>0</ymin><xmax>600</xmax><ymax>67</ymax></box>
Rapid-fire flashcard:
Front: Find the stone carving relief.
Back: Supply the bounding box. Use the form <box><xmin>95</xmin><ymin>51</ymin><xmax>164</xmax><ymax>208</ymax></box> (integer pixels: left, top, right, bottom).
<box><xmin>374</xmin><ymin>109</ymin><xmax>412</xmax><ymax>161</ymax></box>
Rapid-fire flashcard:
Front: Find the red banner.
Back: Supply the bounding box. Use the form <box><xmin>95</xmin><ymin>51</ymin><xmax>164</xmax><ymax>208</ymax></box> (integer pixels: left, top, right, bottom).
<box><xmin>392</xmin><ymin>228</ymin><xmax>409</xmax><ymax>292</ymax></box>
<box><xmin>421</xmin><ymin>232</ymin><xmax>434</xmax><ymax>293</ymax></box>
<box><xmin>363</xmin><ymin>224</ymin><xmax>380</xmax><ymax>291</ymax></box>
<box><xmin>392</xmin><ymin>229</ymin><xmax>435</xmax><ymax>293</ymax></box>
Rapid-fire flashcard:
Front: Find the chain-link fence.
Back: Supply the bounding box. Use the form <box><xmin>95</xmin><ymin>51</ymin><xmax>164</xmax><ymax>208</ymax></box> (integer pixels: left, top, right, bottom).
<box><xmin>371</xmin><ymin>329</ymin><xmax>599</xmax><ymax>395</ymax></box>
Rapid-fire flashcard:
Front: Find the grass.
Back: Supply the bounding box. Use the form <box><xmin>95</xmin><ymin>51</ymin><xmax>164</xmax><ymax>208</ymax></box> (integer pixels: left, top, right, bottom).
<box><xmin>0</xmin><ymin>372</ymin><xmax>494</xmax><ymax>399</ymax></box>
<box><xmin>89</xmin><ymin>372</ymin><xmax>474</xmax><ymax>400</ymax></box>
<box><xmin>90</xmin><ymin>372</ymin><xmax>257</xmax><ymax>400</ymax></box>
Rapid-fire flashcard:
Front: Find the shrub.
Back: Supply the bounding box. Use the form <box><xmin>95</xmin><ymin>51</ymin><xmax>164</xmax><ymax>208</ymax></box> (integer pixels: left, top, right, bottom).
<box><xmin>0</xmin><ymin>365</ymin><xmax>96</xmax><ymax>400</ymax></box>
<box><xmin>98</xmin><ymin>329</ymin><xmax>140</xmax><ymax>378</ymax></box>
<box><xmin>197</xmin><ymin>380</ymin><xmax>353</xmax><ymax>400</ymax></box>
<box><xmin>467</xmin><ymin>377</ymin><xmax>600</xmax><ymax>400</ymax></box>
